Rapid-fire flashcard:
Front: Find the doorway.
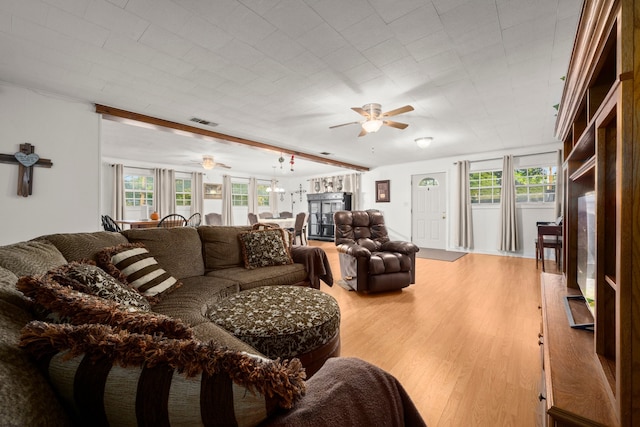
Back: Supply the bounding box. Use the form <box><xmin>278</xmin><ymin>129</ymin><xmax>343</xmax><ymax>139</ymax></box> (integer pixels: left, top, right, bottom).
<box><xmin>412</xmin><ymin>172</ymin><xmax>447</xmax><ymax>249</ymax></box>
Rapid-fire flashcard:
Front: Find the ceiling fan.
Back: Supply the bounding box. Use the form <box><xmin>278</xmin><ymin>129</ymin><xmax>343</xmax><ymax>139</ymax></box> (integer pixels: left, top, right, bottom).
<box><xmin>329</xmin><ymin>103</ymin><xmax>414</xmax><ymax>137</ymax></box>
<box><xmin>191</xmin><ymin>155</ymin><xmax>231</xmax><ymax>170</ymax></box>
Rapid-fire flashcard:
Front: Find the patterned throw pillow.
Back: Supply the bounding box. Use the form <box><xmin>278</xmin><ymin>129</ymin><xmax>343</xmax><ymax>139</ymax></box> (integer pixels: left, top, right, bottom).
<box><xmin>238</xmin><ymin>229</ymin><xmax>293</xmax><ymax>269</ymax></box>
<box><xmin>20</xmin><ymin>322</ymin><xmax>306</xmax><ymax>427</ymax></box>
<box><xmin>97</xmin><ymin>243</ymin><xmax>181</xmax><ymax>300</ymax></box>
<box><xmin>16</xmin><ymin>277</ymin><xmax>193</xmax><ymax>339</ymax></box>
<box><xmin>45</xmin><ymin>262</ymin><xmax>151</xmax><ymax>312</ymax></box>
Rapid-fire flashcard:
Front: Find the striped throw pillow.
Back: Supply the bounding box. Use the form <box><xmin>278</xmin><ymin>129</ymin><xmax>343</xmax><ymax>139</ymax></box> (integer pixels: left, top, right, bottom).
<box><xmin>20</xmin><ymin>322</ymin><xmax>306</xmax><ymax>427</ymax></box>
<box><xmin>97</xmin><ymin>243</ymin><xmax>180</xmax><ymax>300</ymax></box>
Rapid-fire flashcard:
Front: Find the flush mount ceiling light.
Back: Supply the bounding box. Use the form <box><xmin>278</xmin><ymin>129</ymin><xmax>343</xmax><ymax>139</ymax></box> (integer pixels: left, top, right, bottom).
<box><xmin>415</xmin><ymin>137</ymin><xmax>433</xmax><ymax>149</ymax></box>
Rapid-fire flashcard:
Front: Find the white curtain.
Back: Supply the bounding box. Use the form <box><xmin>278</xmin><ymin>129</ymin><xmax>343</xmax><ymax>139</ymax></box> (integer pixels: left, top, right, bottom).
<box><xmin>222</xmin><ymin>175</ymin><xmax>233</xmax><ymax>225</ymax></box>
<box><xmin>190</xmin><ymin>172</ymin><xmax>204</xmax><ymax>216</ymax></box>
<box><xmin>555</xmin><ymin>149</ymin><xmax>563</xmax><ymax>219</ymax></box>
<box><xmin>112</xmin><ymin>164</ymin><xmax>125</xmax><ymax>220</ymax></box>
<box><xmin>498</xmin><ymin>155</ymin><xmax>518</xmax><ymax>251</ymax></box>
<box><xmin>248</xmin><ymin>177</ymin><xmax>257</xmax><ymax>216</ymax></box>
<box><xmin>154</xmin><ymin>168</ymin><xmax>176</xmax><ymax>217</ymax></box>
<box><xmin>454</xmin><ymin>161</ymin><xmax>473</xmax><ymax>248</ymax></box>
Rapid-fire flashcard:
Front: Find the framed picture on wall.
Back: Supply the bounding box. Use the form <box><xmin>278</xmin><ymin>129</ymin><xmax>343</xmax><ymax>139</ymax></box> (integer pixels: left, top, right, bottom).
<box><xmin>204</xmin><ymin>183</ymin><xmax>222</xmax><ymax>199</ymax></box>
<box><xmin>376</xmin><ymin>180</ymin><xmax>390</xmax><ymax>203</ymax></box>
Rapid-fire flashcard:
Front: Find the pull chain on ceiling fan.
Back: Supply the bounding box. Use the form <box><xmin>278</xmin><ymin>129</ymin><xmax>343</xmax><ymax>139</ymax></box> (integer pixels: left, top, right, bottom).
<box><xmin>330</xmin><ymin>103</ymin><xmax>414</xmax><ymax>137</ymax></box>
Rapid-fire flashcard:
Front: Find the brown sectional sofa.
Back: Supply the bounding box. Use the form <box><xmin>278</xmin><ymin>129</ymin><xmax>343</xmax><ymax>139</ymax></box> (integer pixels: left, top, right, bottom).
<box><xmin>0</xmin><ymin>225</ymin><xmax>426</xmax><ymax>426</ymax></box>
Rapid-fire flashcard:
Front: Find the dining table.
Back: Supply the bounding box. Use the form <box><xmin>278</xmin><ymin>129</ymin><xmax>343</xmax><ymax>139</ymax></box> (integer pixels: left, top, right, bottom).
<box><xmin>258</xmin><ymin>218</ymin><xmax>296</xmax><ymax>229</ymax></box>
<box><xmin>114</xmin><ymin>219</ymin><xmax>160</xmax><ymax>229</ymax></box>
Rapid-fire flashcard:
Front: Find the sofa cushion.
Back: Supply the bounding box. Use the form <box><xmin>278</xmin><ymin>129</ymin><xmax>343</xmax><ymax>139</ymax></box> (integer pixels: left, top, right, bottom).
<box><xmin>97</xmin><ymin>243</ymin><xmax>181</xmax><ymax>300</ymax></box>
<box><xmin>43</xmin><ymin>262</ymin><xmax>151</xmax><ymax>312</ymax></box>
<box><xmin>0</xmin><ymin>240</ymin><xmax>67</xmax><ymax>277</ymax></box>
<box><xmin>0</xmin><ymin>266</ymin><xmax>28</xmax><ymax>311</ymax></box>
<box><xmin>0</xmin><ymin>299</ymin><xmax>71</xmax><ymax>427</ymax></box>
<box><xmin>199</xmin><ymin>225</ymin><xmax>252</xmax><ymax>270</ymax></box>
<box><xmin>16</xmin><ymin>278</ymin><xmax>193</xmax><ymax>340</ymax></box>
<box><xmin>123</xmin><ymin>227</ymin><xmax>205</xmax><ymax>279</ymax></box>
<box><xmin>20</xmin><ymin>322</ymin><xmax>307</xmax><ymax>426</ymax></box>
<box><xmin>238</xmin><ymin>229</ymin><xmax>293</xmax><ymax>269</ymax></box>
<box><xmin>206</xmin><ymin>264</ymin><xmax>308</xmax><ymax>291</ymax></box>
<box><xmin>151</xmin><ymin>275</ymin><xmax>239</xmax><ymax>326</ymax></box>
<box><xmin>41</xmin><ymin>231</ymin><xmax>129</xmax><ymax>262</ymax></box>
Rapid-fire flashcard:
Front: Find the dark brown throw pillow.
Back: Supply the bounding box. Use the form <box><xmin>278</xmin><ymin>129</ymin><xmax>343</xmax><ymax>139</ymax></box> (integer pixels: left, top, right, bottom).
<box><xmin>20</xmin><ymin>322</ymin><xmax>306</xmax><ymax>426</ymax></box>
<box><xmin>96</xmin><ymin>243</ymin><xmax>181</xmax><ymax>300</ymax></box>
<box><xmin>238</xmin><ymin>228</ymin><xmax>293</xmax><ymax>269</ymax></box>
<box><xmin>16</xmin><ymin>276</ymin><xmax>192</xmax><ymax>340</ymax></box>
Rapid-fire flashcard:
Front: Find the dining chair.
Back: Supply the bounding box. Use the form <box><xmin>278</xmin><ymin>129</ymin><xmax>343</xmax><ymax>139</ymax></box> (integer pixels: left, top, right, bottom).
<box><xmin>247</xmin><ymin>213</ymin><xmax>258</xmax><ymax>225</ymax></box>
<box><xmin>258</xmin><ymin>212</ymin><xmax>274</xmax><ymax>219</ymax></box>
<box><xmin>187</xmin><ymin>212</ymin><xmax>202</xmax><ymax>227</ymax></box>
<box><xmin>536</xmin><ymin>221</ymin><xmax>562</xmax><ymax>272</ymax></box>
<box><xmin>205</xmin><ymin>212</ymin><xmax>222</xmax><ymax>225</ymax></box>
<box><xmin>289</xmin><ymin>212</ymin><xmax>308</xmax><ymax>245</ymax></box>
<box><xmin>101</xmin><ymin>215</ymin><xmax>122</xmax><ymax>232</ymax></box>
<box><xmin>157</xmin><ymin>213</ymin><xmax>187</xmax><ymax>228</ymax></box>
<box><xmin>278</xmin><ymin>211</ymin><xmax>293</xmax><ymax>218</ymax></box>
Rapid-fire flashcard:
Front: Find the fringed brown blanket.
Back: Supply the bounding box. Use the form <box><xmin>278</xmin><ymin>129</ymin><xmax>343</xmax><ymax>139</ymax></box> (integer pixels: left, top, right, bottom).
<box><xmin>290</xmin><ymin>246</ymin><xmax>333</xmax><ymax>289</ymax></box>
<box><xmin>262</xmin><ymin>357</ymin><xmax>427</xmax><ymax>427</ymax></box>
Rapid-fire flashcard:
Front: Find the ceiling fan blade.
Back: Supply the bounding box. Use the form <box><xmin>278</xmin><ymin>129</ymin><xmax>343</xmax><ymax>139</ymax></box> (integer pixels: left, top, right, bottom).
<box><xmin>351</xmin><ymin>107</ymin><xmax>371</xmax><ymax>118</ymax></box>
<box><xmin>329</xmin><ymin>121</ymin><xmax>361</xmax><ymax>129</ymax></box>
<box><xmin>218</xmin><ymin>163</ymin><xmax>231</xmax><ymax>169</ymax></box>
<box><xmin>383</xmin><ymin>120</ymin><xmax>409</xmax><ymax>129</ymax></box>
<box><xmin>381</xmin><ymin>105</ymin><xmax>414</xmax><ymax>117</ymax></box>
<box><xmin>358</xmin><ymin>128</ymin><xmax>368</xmax><ymax>137</ymax></box>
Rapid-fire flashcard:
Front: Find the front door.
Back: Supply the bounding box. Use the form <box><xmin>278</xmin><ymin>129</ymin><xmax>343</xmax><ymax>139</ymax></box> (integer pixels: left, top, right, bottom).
<box><xmin>412</xmin><ymin>172</ymin><xmax>447</xmax><ymax>249</ymax></box>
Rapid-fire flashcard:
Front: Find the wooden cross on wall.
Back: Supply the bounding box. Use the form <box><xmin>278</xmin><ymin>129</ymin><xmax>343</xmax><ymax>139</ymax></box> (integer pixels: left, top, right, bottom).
<box><xmin>0</xmin><ymin>143</ymin><xmax>53</xmax><ymax>197</ymax></box>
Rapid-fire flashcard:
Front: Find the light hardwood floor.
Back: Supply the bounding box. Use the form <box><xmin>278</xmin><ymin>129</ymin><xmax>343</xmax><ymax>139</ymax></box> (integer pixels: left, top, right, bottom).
<box><xmin>309</xmin><ymin>241</ymin><xmax>550</xmax><ymax>427</ymax></box>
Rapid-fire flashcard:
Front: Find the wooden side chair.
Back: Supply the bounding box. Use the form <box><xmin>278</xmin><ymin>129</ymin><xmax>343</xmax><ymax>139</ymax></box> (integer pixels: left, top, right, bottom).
<box><xmin>157</xmin><ymin>214</ymin><xmax>187</xmax><ymax>228</ymax></box>
<box><xmin>101</xmin><ymin>215</ymin><xmax>122</xmax><ymax>232</ymax></box>
<box><xmin>536</xmin><ymin>222</ymin><xmax>563</xmax><ymax>272</ymax></box>
<box><xmin>187</xmin><ymin>212</ymin><xmax>201</xmax><ymax>227</ymax></box>
<box><xmin>247</xmin><ymin>213</ymin><xmax>258</xmax><ymax>225</ymax></box>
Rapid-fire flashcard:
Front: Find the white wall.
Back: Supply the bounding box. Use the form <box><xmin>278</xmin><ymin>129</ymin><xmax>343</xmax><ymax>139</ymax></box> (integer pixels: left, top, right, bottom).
<box><xmin>288</xmin><ymin>143</ymin><xmax>561</xmax><ymax>258</ymax></box>
<box><xmin>0</xmin><ymin>83</ymin><xmax>100</xmax><ymax>245</ymax></box>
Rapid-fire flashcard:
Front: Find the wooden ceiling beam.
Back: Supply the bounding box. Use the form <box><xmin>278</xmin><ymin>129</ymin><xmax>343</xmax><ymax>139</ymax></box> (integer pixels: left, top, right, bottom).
<box><xmin>95</xmin><ymin>104</ymin><xmax>370</xmax><ymax>172</ymax></box>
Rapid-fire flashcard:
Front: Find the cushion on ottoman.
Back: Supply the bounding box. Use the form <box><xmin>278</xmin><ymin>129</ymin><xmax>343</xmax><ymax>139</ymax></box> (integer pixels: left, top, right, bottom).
<box><xmin>208</xmin><ymin>286</ymin><xmax>340</xmax><ymax>360</ymax></box>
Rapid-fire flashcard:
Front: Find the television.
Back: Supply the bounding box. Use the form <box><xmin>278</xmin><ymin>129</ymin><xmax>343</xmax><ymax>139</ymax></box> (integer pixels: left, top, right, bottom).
<box><xmin>566</xmin><ymin>191</ymin><xmax>596</xmax><ymax>329</ymax></box>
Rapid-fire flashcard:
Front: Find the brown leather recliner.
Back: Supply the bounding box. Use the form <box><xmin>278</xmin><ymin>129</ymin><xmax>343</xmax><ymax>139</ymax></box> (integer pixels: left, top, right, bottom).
<box><xmin>334</xmin><ymin>210</ymin><xmax>419</xmax><ymax>293</ymax></box>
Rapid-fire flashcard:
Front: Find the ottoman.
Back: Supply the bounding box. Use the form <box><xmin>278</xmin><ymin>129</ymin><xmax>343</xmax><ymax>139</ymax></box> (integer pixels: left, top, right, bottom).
<box><xmin>208</xmin><ymin>285</ymin><xmax>340</xmax><ymax>377</ymax></box>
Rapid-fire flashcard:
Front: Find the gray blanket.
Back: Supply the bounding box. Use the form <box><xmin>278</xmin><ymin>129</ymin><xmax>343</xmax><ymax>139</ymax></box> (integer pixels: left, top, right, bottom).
<box><xmin>262</xmin><ymin>357</ymin><xmax>427</xmax><ymax>427</ymax></box>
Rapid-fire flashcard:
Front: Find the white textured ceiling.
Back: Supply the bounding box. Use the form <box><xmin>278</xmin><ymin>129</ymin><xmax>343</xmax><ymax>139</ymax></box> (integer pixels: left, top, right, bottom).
<box><xmin>0</xmin><ymin>0</ymin><xmax>582</xmax><ymax>176</ymax></box>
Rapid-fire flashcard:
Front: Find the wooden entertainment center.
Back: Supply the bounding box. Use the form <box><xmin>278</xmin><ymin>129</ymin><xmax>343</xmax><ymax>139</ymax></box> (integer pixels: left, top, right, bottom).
<box><xmin>543</xmin><ymin>0</ymin><xmax>640</xmax><ymax>425</ymax></box>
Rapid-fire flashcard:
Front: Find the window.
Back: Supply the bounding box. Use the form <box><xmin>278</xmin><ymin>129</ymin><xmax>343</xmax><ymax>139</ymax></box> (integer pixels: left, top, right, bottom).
<box><xmin>469</xmin><ymin>170</ymin><xmax>502</xmax><ymax>204</ymax></box>
<box><xmin>231</xmin><ymin>183</ymin><xmax>248</xmax><ymax>206</ymax></box>
<box><xmin>257</xmin><ymin>183</ymin><xmax>270</xmax><ymax>207</ymax></box>
<box><xmin>515</xmin><ymin>166</ymin><xmax>557</xmax><ymax>203</ymax></box>
<box><xmin>175</xmin><ymin>178</ymin><xmax>192</xmax><ymax>207</ymax></box>
<box><xmin>124</xmin><ymin>174</ymin><xmax>154</xmax><ymax>207</ymax></box>
<box><xmin>418</xmin><ymin>177</ymin><xmax>439</xmax><ymax>187</ymax></box>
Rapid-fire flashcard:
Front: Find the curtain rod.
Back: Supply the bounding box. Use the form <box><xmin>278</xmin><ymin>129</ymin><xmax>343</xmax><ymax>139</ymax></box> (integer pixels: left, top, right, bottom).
<box><xmin>453</xmin><ymin>150</ymin><xmax>559</xmax><ymax>165</ymax></box>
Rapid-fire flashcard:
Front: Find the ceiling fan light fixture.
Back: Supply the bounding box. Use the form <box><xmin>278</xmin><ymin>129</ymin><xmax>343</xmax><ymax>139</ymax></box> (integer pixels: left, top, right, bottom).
<box><xmin>362</xmin><ymin>119</ymin><xmax>383</xmax><ymax>133</ymax></box>
<box><xmin>202</xmin><ymin>155</ymin><xmax>215</xmax><ymax>170</ymax></box>
<box><xmin>415</xmin><ymin>137</ymin><xmax>433</xmax><ymax>149</ymax></box>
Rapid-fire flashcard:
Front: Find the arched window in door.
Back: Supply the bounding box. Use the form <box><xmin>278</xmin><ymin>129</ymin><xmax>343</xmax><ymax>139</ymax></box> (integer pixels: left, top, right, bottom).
<box><xmin>418</xmin><ymin>177</ymin><xmax>439</xmax><ymax>188</ymax></box>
